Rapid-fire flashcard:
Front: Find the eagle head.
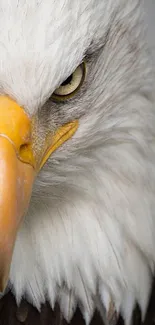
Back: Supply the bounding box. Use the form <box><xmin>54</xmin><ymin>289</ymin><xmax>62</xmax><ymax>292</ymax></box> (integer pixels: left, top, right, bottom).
<box><xmin>0</xmin><ymin>1</ymin><xmax>154</xmax><ymax>324</ymax></box>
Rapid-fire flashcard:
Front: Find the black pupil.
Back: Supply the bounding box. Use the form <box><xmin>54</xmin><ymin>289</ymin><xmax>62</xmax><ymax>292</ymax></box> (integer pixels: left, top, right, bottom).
<box><xmin>61</xmin><ymin>74</ymin><xmax>73</xmax><ymax>86</ymax></box>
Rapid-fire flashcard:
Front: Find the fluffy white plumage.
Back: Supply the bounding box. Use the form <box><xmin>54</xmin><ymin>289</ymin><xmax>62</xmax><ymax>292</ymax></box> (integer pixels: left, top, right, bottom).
<box><xmin>0</xmin><ymin>0</ymin><xmax>155</xmax><ymax>324</ymax></box>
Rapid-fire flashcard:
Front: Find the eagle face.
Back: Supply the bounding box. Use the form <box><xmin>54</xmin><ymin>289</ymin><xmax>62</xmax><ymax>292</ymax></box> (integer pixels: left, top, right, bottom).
<box><xmin>0</xmin><ymin>0</ymin><xmax>155</xmax><ymax>324</ymax></box>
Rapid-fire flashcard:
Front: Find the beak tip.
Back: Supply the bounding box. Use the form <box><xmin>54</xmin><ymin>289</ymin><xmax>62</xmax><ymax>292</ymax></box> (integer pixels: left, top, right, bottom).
<box><xmin>0</xmin><ymin>274</ymin><xmax>8</xmax><ymax>294</ymax></box>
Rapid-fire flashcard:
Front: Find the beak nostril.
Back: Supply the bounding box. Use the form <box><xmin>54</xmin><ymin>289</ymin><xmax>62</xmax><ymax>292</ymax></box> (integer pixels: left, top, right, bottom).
<box><xmin>19</xmin><ymin>143</ymin><xmax>35</xmax><ymax>168</ymax></box>
<box><xmin>20</xmin><ymin>143</ymin><xmax>30</xmax><ymax>151</ymax></box>
<box><xmin>19</xmin><ymin>143</ymin><xmax>30</xmax><ymax>156</ymax></box>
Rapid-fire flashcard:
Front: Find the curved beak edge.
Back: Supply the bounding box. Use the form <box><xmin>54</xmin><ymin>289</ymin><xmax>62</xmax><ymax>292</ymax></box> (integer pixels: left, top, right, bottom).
<box><xmin>0</xmin><ymin>137</ymin><xmax>35</xmax><ymax>293</ymax></box>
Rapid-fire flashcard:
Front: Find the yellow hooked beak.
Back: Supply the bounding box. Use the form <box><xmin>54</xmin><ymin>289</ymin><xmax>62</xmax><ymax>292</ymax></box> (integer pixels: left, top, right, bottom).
<box><xmin>0</xmin><ymin>96</ymin><xmax>78</xmax><ymax>292</ymax></box>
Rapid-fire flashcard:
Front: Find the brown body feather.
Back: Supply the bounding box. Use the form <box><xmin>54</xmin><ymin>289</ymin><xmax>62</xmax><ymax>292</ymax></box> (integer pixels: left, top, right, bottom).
<box><xmin>1</xmin><ymin>283</ymin><xmax>155</xmax><ymax>325</ymax></box>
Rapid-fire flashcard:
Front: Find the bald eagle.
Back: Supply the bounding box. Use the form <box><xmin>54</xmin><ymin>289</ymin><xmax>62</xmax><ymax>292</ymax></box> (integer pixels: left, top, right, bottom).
<box><xmin>0</xmin><ymin>0</ymin><xmax>155</xmax><ymax>324</ymax></box>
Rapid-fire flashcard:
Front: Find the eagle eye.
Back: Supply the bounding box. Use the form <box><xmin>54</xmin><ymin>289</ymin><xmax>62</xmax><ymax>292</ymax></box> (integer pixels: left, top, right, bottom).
<box><xmin>52</xmin><ymin>62</ymin><xmax>86</xmax><ymax>101</ymax></box>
